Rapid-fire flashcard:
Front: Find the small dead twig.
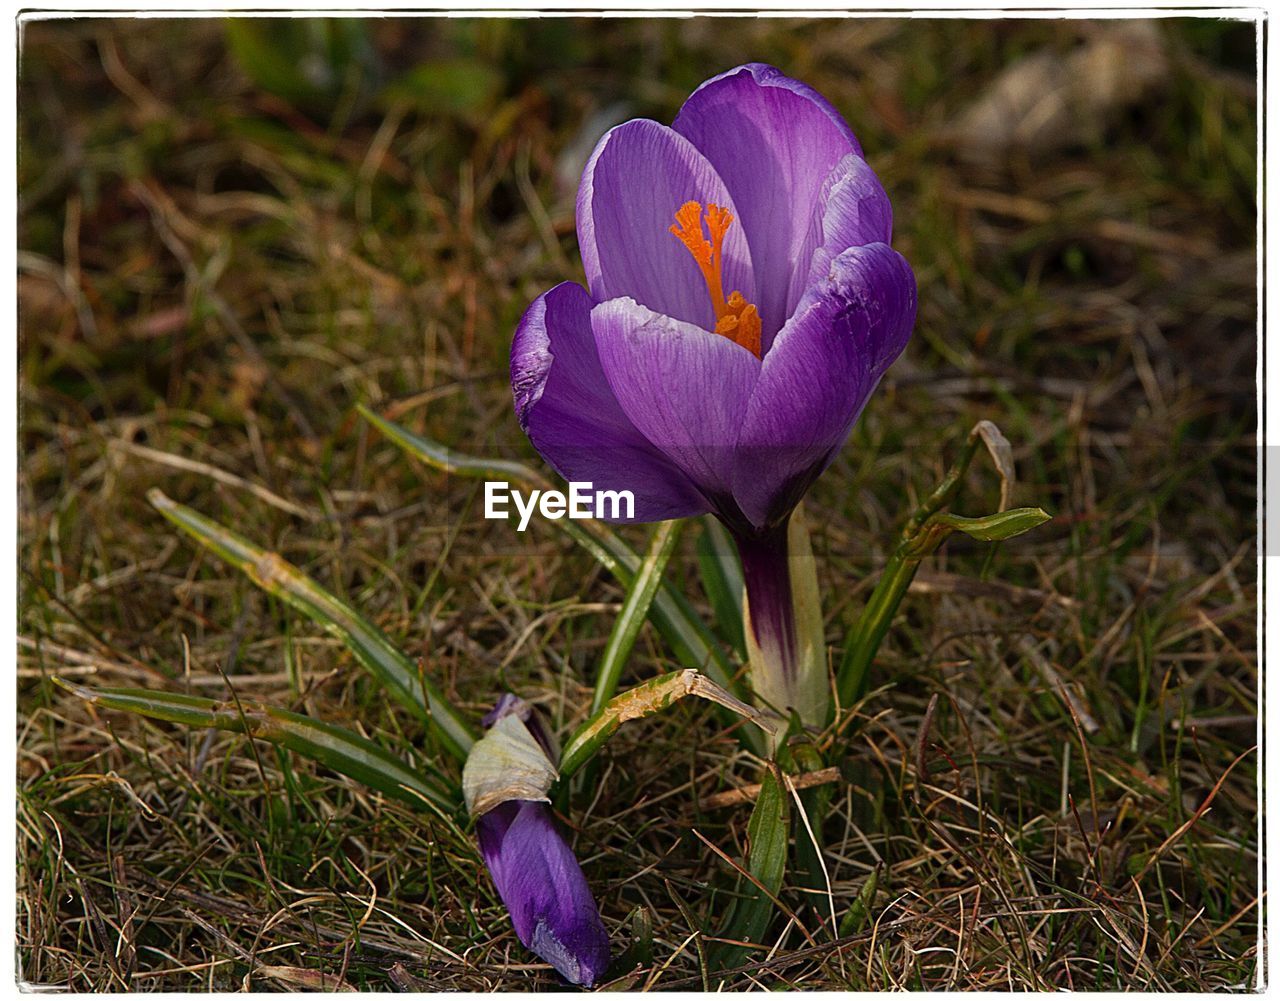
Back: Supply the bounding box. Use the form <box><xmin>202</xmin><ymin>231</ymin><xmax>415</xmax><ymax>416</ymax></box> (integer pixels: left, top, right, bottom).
<box><xmin>909</xmin><ymin>570</ymin><xmax>1080</xmax><ymax>610</ymax></box>
<box><xmin>109</xmin><ymin>855</ymin><xmax>137</xmax><ymax>983</ymax></box>
<box><xmin>1132</xmin><ymin>745</ymin><xmax>1257</xmax><ymax>884</ymax></box>
<box><xmin>113</xmin><ymin>440</ymin><xmax>318</xmax><ymax>521</ymax></box>
<box><xmin>703</xmin><ymin>768</ymin><xmax>841</xmax><ymax>810</ymax></box>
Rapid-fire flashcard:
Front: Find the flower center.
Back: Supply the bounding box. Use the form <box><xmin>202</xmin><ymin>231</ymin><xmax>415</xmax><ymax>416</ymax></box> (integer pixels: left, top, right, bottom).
<box><xmin>669</xmin><ymin>201</ymin><xmax>762</xmax><ymax>358</ymax></box>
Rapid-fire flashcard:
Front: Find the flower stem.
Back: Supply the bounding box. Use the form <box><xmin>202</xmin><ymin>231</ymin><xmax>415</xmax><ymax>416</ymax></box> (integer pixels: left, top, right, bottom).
<box><xmin>737</xmin><ymin>504</ymin><xmax>828</xmax><ymax>729</ymax></box>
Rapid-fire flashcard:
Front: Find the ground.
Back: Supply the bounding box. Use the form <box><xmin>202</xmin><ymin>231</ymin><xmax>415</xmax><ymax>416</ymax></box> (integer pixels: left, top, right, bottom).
<box><xmin>18</xmin><ymin>15</ymin><xmax>1259</xmax><ymax>991</ymax></box>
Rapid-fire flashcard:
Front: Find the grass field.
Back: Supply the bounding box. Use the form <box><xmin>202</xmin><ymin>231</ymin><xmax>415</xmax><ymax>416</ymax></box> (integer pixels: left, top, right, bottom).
<box><xmin>18</xmin><ymin>15</ymin><xmax>1259</xmax><ymax>991</ymax></box>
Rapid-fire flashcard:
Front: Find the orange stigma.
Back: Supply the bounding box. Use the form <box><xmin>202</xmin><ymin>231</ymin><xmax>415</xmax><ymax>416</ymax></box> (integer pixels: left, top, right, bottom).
<box><xmin>669</xmin><ymin>201</ymin><xmax>761</xmax><ymax>357</ymax></box>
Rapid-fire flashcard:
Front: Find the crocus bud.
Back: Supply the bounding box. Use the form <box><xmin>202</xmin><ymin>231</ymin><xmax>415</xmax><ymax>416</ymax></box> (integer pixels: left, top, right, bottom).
<box><xmin>464</xmin><ymin>696</ymin><xmax>610</xmax><ymax>986</ymax></box>
<box><xmin>476</xmin><ymin>800</ymin><xmax>610</xmax><ymax>986</ymax></box>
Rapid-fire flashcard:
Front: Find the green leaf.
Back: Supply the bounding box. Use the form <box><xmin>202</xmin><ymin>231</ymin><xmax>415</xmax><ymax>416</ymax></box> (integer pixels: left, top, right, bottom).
<box><xmin>789</xmin><ymin>743</ymin><xmax>834</xmax><ymax>897</ymax></box>
<box><xmin>147</xmin><ymin>489</ymin><xmax>475</xmax><ymax>763</ymax></box>
<box><xmin>591</xmin><ymin>519</ymin><xmax>682</xmax><ymax>714</ymax></box>
<box><xmin>837</xmin><ymin>865</ymin><xmax>880</xmax><ymax>937</ymax></box>
<box><xmin>54</xmin><ymin>679</ymin><xmax>457</xmax><ymax>813</ymax></box>
<box><xmin>901</xmin><ymin>507</ymin><xmax>1052</xmax><ymax>560</ymax></box>
<box><xmin>625</xmin><ymin>905</ymin><xmax>654</xmax><ymax>969</ymax></box>
<box><xmin>713</xmin><ymin>765</ymin><xmax>790</xmax><ymax>971</ymax></box>
<box><xmin>746</xmin><ymin>766</ymin><xmax>790</xmax><ymax>897</ymax></box>
<box><xmin>928</xmin><ymin>507</ymin><xmax>1052</xmax><ymax>543</ymax></box>
<box><xmin>355</xmin><ymin>406</ymin><xmax>754</xmax><ymax>740</ymax></box>
<box><xmin>695</xmin><ymin>516</ymin><xmax>745</xmax><ymax>658</ymax></box>
<box><xmin>559</xmin><ymin>670</ymin><xmax>777</xmax><ymax>781</ymax></box>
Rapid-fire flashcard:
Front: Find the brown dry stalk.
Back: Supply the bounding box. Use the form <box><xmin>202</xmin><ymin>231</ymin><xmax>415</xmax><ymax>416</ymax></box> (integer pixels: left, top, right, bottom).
<box><xmin>702</xmin><ymin>767</ymin><xmax>841</xmax><ymax>809</ymax></box>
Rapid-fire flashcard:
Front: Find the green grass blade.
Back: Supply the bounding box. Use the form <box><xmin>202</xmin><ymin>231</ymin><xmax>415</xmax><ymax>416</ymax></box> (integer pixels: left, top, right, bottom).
<box><xmin>356</xmin><ymin>406</ymin><xmax>744</xmax><ymax>699</ymax></box>
<box><xmin>591</xmin><ymin>519</ymin><xmax>682</xmax><ymax>713</ymax></box>
<box><xmin>147</xmin><ymin>488</ymin><xmax>475</xmax><ymax>762</ymax></box>
<box><xmin>54</xmin><ymin>679</ymin><xmax>458</xmax><ymax>813</ymax></box>
<box><xmin>569</xmin><ymin>519</ymin><xmax>742</xmax><ymax>699</ymax></box>
<box><xmin>836</xmin><ymin>551</ymin><xmax>917</xmax><ymax>707</ymax></box>
<box><xmin>358</xmin><ymin>404</ymin><xmax>539</xmax><ymax>483</ymax></box>
<box><xmin>695</xmin><ymin>516</ymin><xmax>746</xmax><ymax>658</ymax></box>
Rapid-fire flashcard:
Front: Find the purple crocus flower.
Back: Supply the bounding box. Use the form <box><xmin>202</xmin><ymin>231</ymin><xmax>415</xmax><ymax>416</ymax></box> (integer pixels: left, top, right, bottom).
<box><xmin>511</xmin><ymin>64</ymin><xmax>916</xmax><ymax>723</ymax></box>
<box><xmin>467</xmin><ymin>696</ymin><xmax>610</xmax><ymax>986</ymax></box>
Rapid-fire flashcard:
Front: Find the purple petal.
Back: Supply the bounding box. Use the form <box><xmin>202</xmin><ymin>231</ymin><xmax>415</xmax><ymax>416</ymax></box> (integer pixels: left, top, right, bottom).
<box><xmin>673</xmin><ymin>63</ymin><xmax>862</xmax><ymax>346</ymax></box>
<box><xmin>731</xmin><ymin>244</ymin><xmax>917</xmax><ymax>529</ymax></box>
<box><xmin>478</xmin><ymin>801</ymin><xmax>610</xmax><ymax>987</ymax></box>
<box><xmin>800</xmin><ymin>153</ymin><xmax>893</xmax><ymax>301</ymax></box>
<box><xmin>481</xmin><ymin>693</ymin><xmax>527</xmax><ymax>729</ymax></box>
<box><xmin>576</xmin><ymin>119</ymin><xmax>755</xmax><ymax>331</ymax></box>
<box><xmin>511</xmin><ymin>281</ymin><xmax>709</xmax><ymax>523</ymax></box>
<box><xmin>592</xmin><ymin>296</ymin><xmax>761</xmax><ymax>508</ymax></box>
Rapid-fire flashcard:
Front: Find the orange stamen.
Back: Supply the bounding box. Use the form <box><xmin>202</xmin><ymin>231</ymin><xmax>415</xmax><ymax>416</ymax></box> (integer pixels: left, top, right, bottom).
<box><xmin>717</xmin><ymin>293</ymin><xmax>762</xmax><ymax>358</ymax></box>
<box><xmin>669</xmin><ymin>200</ymin><xmax>762</xmax><ymax>357</ymax></box>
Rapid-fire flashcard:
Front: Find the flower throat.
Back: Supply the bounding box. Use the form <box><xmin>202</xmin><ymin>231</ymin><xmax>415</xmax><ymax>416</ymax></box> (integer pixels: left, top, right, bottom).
<box><xmin>669</xmin><ymin>201</ymin><xmax>762</xmax><ymax>358</ymax></box>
